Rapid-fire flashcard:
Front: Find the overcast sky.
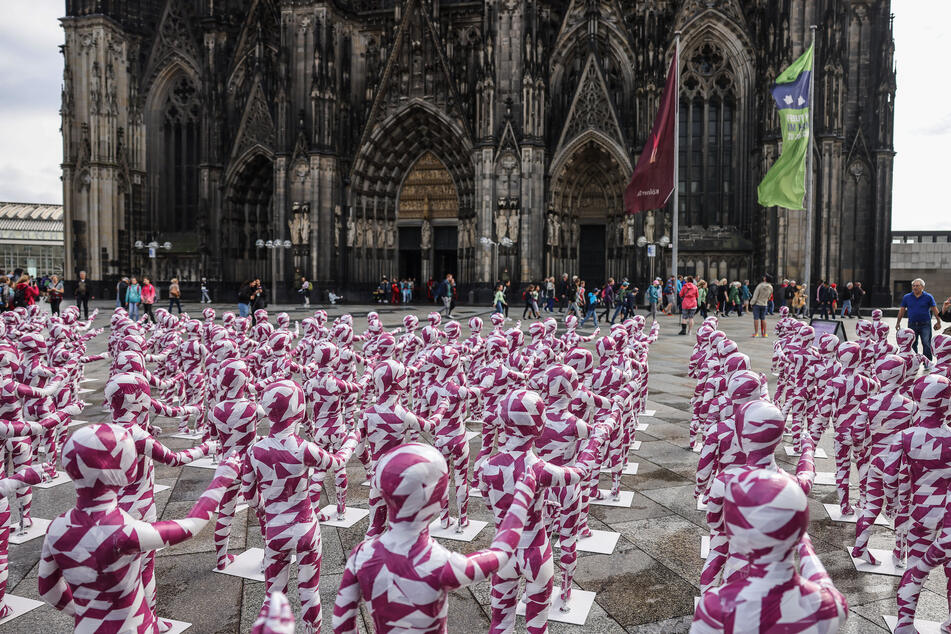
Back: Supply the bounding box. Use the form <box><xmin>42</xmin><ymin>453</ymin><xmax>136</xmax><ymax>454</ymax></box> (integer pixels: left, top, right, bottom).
<box><xmin>0</xmin><ymin>2</ymin><xmax>947</xmax><ymax>230</ymax></box>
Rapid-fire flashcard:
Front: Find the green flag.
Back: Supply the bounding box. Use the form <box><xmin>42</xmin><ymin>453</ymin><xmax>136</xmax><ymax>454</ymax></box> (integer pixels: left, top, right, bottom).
<box><xmin>757</xmin><ymin>45</ymin><xmax>814</xmax><ymax>210</ymax></box>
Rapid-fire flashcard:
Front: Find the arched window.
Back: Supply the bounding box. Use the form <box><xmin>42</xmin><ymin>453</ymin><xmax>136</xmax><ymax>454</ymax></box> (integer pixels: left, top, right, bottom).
<box><xmin>156</xmin><ymin>74</ymin><xmax>200</xmax><ymax>232</ymax></box>
<box><xmin>679</xmin><ymin>42</ymin><xmax>736</xmax><ymax>228</ymax></box>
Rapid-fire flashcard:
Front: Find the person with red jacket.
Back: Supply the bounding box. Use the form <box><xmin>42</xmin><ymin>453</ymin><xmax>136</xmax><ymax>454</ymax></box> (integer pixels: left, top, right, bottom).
<box><xmin>14</xmin><ymin>275</ymin><xmax>39</xmax><ymax>307</ymax></box>
<box><xmin>679</xmin><ymin>275</ymin><xmax>699</xmax><ymax>336</ymax></box>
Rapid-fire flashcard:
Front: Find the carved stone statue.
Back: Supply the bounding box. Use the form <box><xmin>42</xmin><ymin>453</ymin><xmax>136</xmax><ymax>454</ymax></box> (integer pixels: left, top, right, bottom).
<box><xmin>346</xmin><ymin>216</ymin><xmax>355</xmax><ymax>247</ymax></box>
<box><xmin>354</xmin><ymin>219</ymin><xmax>365</xmax><ymax>248</ymax></box>
<box><xmin>386</xmin><ymin>221</ymin><xmax>396</xmax><ymax>249</ymax></box>
<box><xmin>495</xmin><ymin>209</ymin><xmax>508</xmax><ymax>242</ymax></box>
<box><xmin>546</xmin><ymin>214</ymin><xmax>556</xmax><ymax>247</ymax></box>
<box><xmin>366</xmin><ymin>220</ymin><xmax>376</xmax><ymax>249</ymax></box>
<box><xmin>625</xmin><ymin>216</ymin><xmax>637</xmax><ymax>246</ymax></box>
<box><xmin>508</xmin><ymin>211</ymin><xmax>519</xmax><ymax>244</ymax></box>
<box><xmin>421</xmin><ymin>220</ymin><xmax>432</xmax><ymax>250</ymax></box>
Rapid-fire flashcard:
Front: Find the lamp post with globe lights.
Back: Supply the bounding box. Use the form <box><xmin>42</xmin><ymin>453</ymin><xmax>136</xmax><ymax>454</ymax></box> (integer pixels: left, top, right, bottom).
<box><xmin>480</xmin><ymin>235</ymin><xmax>513</xmax><ymax>286</ymax></box>
<box><xmin>256</xmin><ymin>238</ymin><xmax>292</xmax><ymax>305</ymax></box>
<box><xmin>134</xmin><ymin>239</ymin><xmax>172</xmax><ymax>283</ymax></box>
<box><xmin>636</xmin><ymin>234</ymin><xmax>670</xmax><ymax>289</ymax></box>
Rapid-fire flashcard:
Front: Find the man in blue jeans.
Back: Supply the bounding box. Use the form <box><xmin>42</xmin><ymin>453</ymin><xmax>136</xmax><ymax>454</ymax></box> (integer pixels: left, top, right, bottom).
<box><xmin>896</xmin><ymin>278</ymin><xmax>942</xmax><ymax>361</ymax></box>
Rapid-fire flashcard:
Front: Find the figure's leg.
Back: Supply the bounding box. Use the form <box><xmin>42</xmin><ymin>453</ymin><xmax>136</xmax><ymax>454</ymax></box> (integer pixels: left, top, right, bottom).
<box><xmin>833</xmin><ymin>431</ymin><xmax>853</xmax><ymax>514</ymax></box>
<box><xmin>366</xmin><ymin>480</ymin><xmax>387</xmax><ymax>538</ymax></box>
<box><xmin>489</xmin><ymin>560</ymin><xmax>521</xmax><ymax>634</ymax></box>
<box><xmin>213</xmin><ymin>480</ymin><xmax>240</xmax><ymax>569</ymax></box>
<box><xmin>333</xmin><ymin>459</ymin><xmax>348</xmax><ymax>520</ymax></box>
<box><xmin>296</xmin><ymin>526</ymin><xmax>323</xmax><ymax>633</ymax></box>
<box><xmin>0</xmin><ymin>499</ymin><xmax>11</xmax><ymax>618</ymax></box>
<box><xmin>262</xmin><ymin>542</ymin><xmax>293</xmax><ymax>597</ymax></box>
<box><xmin>452</xmin><ymin>442</ymin><xmax>471</xmax><ymax>530</ymax></box>
<box><xmin>699</xmin><ymin>533</ymin><xmax>729</xmax><ymax>594</ymax></box>
<box><xmin>894</xmin><ymin>533</ymin><xmax>950</xmax><ymax>634</ymax></box>
<box><xmin>522</xmin><ymin>545</ymin><xmax>555</xmax><ymax>634</ymax></box>
<box><xmin>11</xmin><ymin>439</ymin><xmax>32</xmax><ymax>527</ymax></box>
<box><xmin>556</xmin><ymin>487</ymin><xmax>582</xmax><ymax>605</ymax></box>
<box><xmin>852</xmin><ymin>459</ymin><xmax>885</xmax><ymax>564</ymax></box>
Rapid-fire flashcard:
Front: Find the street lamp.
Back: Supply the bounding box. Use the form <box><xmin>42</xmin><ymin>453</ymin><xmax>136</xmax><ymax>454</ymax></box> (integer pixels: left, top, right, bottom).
<box><xmin>637</xmin><ymin>234</ymin><xmax>670</xmax><ymax>289</ymax></box>
<box><xmin>480</xmin><ymin>236</ymin><xmax>514</xmax><ymax>285</ymax></box>
<box><xmin>256</xmin><ymin>237</ymin><xmax>292</xmax><ymax>305</ymax></box>
<box><xmin>134</xmin><ymin>238</ymin><xmax>172</xmax><ymax>281</ymax></box>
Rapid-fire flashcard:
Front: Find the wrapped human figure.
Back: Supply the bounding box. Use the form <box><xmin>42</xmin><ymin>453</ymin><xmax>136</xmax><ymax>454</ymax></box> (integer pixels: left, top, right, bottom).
<box><xmin>38</xmin><ymin>424</ymin><xmax>240</xmax><ymax>633</ymax></box>
<box><xmin>241</xmin><ymin>379</ymin><xmax>360</xmax><ymax>633</ymax></box>
<box><xmin>332</xmin><ymin>442</ymin><xmax>537</xmax><ymax>633</ymax></box>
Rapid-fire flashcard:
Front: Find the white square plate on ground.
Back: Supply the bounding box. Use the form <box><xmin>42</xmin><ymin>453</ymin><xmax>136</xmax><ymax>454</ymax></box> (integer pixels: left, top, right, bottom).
<box><xmin>882</xmin><ymin>615</ymin><xmax>942</xmax><ymax>633</ymax></box>
<box><xmin>464</xmin><ymin>430</ymin><xmax>479</xmax><ymax>442</ymax></box>
<box><xmin>814</xmin><ymin>472</ymin><xmax>837</xmax><ymax>486</ymax></box>
<box><xmin>214</xmin><ymin>547</ymin><xmax>266</xmax><ymax>582</ymax></box>
<box><xmin>697</xmin><ymin>498</ymin><xmax>708</xmax><ymax>511</ymax></box>
<box><xmin>635</xmin><ymin>423</ymin><xmax>649</xmax><ymax>432</ymax></box>
<box><xmin>783</xmin><ymin>446</ymin><xmax>829</xmax><ymax>459</ymax></box>
<box><xmin>600</xmin><ymin>463</ymin><xmax>639</xmax><ymax>476</ymax></box>
<box><xmin>700</xmin><ymin>535</ymin><xmax>710</xmax><ymax>559</ymax></box>
<box><xmin>630</xmin><ymin>441</ymin><xmax>642</xmax><ymax>451</ymax></box>
<box><xmin>849</xmin><ymin>549</ymin><xmax>905</xmax><ymax>576</ymax></box>
<box><xmin>35</xmin><ymin>472</ymin><xmax>71</xmax><ymax>489</ymax></box>
<box><xmin>429</xmin><ymin>519</ymin><xmax>488</xmax><ymax>542</ymax></box>
<box><xmin>184</xmin><ymin>457</ymin><xmax>218</xmax><ymax>470</ymax></box>
<box><xmin>80</xmin><ymin>378</ymin><xmax>96</xmax><ymax>384</ymax></box>
<box><xmin>590</xmin><ymin>490</ymin><xmax>634</xmax><ymax>508</ymax></box>
<box><xmin>469</xmin><ymin>489</ymin><xmax>483</xmax><ymax>498</ymax></box>
<box><xmin>0</xmin><ymin>594</ymin><xmax>44</xmax><ymax>625</ymax></box>
<box><xmin>154</xmin><ymin>484</ymin><xmax>171</xmax><ymax>493</ymax></box>
<box><xmin>643</xmin><ymin>410</ymin><xmax>657</xmax><ymax>417</ymax></box>
<box><xmin>68</xmin><ymin>419</ymin><xmax>91</xmax><ymax>428</ymax></box>
<box><xmin>320</xmin><ymin>506</ymin><xmax>368</xmax><ymax>528</ymax></box>
<box><xmin>555</xmin><ymin>529</ymin><xmax>620</xmax><ymax>555</ymax></box>
<box><xmin>693</xmin><ymin>444</ymin><xmax>701</xmax><ymax>453</ymax></box>
<box><xmin>9</xmin><ymin>518</ymin><xmax>51</xmax><ymax>544</ymax></box>
<box><xmin>77</xmin><ymin>388</ymin><xmax>95</xmax><ymax>394</ymax></box>
<box><xmin>159</xmin><ymin>618</ymin><xmax>191</xmax><ymax>634</ymax></box>
<box><xmin>517</xmin><ymin>589</ymin><xmax>597</xmax><ymax>625</ymax></box>
<box><xmin>822</xmin><ymin>503</ymin><xmax>890</xmax><ymax>526</ymax></box>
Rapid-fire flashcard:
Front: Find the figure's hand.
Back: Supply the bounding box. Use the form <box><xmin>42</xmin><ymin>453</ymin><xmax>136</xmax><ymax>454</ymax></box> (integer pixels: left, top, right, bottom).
<box><xmin>187</xmin><ymin>405</ymin><xmax>202</xmax><ymax>417</ymax></box>
<box><xmin>62</xmin><ymin>402</ymin><xmax>85</xmax><ymax>416</ymax></box>
<box><xmin>214</xmin><ymin>453</ymin><xmax>243</xmax><ymax>480</ymax></box>
<box><xmin>41</xmin><ymin>461</ymin><xmax>58</xmax><ymax>481</ymax></box>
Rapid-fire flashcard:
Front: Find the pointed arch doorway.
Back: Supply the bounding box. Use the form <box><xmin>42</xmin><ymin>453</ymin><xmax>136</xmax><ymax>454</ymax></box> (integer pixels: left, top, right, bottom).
<box><xmin>397</xmin><ymin>151</ymin><xmax>460</xmax><ymax>286</ymax></box>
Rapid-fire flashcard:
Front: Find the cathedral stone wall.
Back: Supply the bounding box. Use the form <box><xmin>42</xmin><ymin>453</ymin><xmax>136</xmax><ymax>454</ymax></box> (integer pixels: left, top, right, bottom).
<box><xmin>61</xmin><ymin>0</ymin><xmax>895</xmax><ymax>303</ymax></box>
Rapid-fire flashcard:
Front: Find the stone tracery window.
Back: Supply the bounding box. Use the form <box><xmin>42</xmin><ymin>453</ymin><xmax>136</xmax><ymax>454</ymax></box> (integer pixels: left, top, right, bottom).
<box><xmin>158</xmin><ymin>75</ymin><xmax>200</xmax><ymax>232</ymax></box>
<box><xmin>679</xmin><ymin>42</ymin><xmax>736</xmax><ymax>228</ymax></box>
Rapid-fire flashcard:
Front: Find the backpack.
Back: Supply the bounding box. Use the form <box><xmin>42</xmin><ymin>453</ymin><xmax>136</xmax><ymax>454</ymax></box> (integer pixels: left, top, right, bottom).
<box><xmin>13</xmin><ymin>285</ymin><xmax>26</xmax><ymax>308</ymax></box>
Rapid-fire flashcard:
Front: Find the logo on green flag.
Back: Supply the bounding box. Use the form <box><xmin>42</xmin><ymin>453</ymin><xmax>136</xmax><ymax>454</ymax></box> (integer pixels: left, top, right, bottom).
<box><xmin>757</xmin><ymin>45</ymin><xmax>814</xmax><ymax>210</ymax></box>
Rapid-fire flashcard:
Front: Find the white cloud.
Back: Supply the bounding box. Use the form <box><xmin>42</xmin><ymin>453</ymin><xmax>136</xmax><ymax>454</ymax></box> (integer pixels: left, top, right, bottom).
<box><xmin>0</xmin><ymin>2</ymin><xmax>944</xmax><ymax>230</ymax></box>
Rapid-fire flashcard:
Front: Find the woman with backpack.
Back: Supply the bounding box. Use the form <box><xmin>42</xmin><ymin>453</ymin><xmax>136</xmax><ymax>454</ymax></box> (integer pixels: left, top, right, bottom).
<box><xmin>168</xmin><ymin>278</ymin><xmax>182</xmax><ymax>313</ymax></box>
<box><xmin>125</xmin><ymin>277</ymin><xmax>142</xmax><ymax>320</ymax></box>
<box><xmin>14</xmin><ymin>275</ymin><xmax>38</xmax><ymax>307</ymax></box>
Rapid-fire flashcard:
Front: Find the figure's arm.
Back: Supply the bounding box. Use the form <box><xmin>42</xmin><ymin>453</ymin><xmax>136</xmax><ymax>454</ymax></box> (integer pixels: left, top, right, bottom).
<box><xmin>795</xmin><ymin>432</ymin><xmax>816</xmax><ymax>495</ymax></box>
<box><xmin>410</xmin><ymin>401</ymin><xmax>447</xmax><ymax>435</ymax></box>
<box><xmin>440</xmin><ymin>469</ymin><xmax>537</xmax><ymax>589</ymax></box>
<box><xmin>150</xmin><ymin>396</ymin><xmax>196</xmax><ymax>419</ymax></box>
<box><xmin>129</xmin><ymin>457</ymin><xmax>240</xmax><ymax>552</ymax></box>
<box><xmin>0</xmin><ymin>464</ymin><xmax>52</xmax><ymax>497</ymax></box>
<box><xmin>141</xmin><ymin>433</ymin><xmax>214</xmax><ymax>466</ymax></box>
<box><xmin>38</xmin><ymin>535</ymin><xmax>77</xmax><ymax>617</ymax></box>
<box><xmin>332</xmin><ymin>545</ymin><xmax>365</xmax><ymax>634</ymax></box>
<box><xmin>797</xmin><ymin>534</ymin><xmax>848</xmax><ymax>615</ymax></box>
<box><xmin>239</xmin><ymin>458</ymin><xmax>260</xmax><ymax>509</ymax></box>
<box><xmin>303</xmin><ymin>430</ymin><xmax>360</xmax><ymax>471</ymax></box>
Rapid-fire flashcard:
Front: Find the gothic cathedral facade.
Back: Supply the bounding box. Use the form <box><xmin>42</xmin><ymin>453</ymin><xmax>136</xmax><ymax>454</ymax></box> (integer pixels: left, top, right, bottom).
<box><xmin>61</xmin><ymin>0</ymin><xmax>895</xmax><ymax>301</ymax></box>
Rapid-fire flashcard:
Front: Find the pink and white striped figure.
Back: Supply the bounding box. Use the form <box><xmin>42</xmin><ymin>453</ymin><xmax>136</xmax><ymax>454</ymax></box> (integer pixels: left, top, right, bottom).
<box><xmin>693</xmin><ymin>467</ymin><xmax>848</xmax><ymax>633</ymax></box>
<box><xmin>208</xmin><ymin>359</ymin><xmax>263</xmax><ymax>570</ymax></box>
<box><xmin>895</xmin><ymin>328</ymin><xmax>926</xmax><ymax>392</ymax></box>
<box><xmin>301</xmin><ymin>342</ymin><xmax>368</xmax><ymax>520</ymax></box>
<box><xmin>464</xmin><ymin>316</ymin><xmax>487</xmax><ymax>374</ymax></box>
<box><xmin>888</xmin><ymin>375</ymin><xmax>951</xmax><ymax>633</ymax></box>
<box><xmin>560</xmin><ymin>314</ymin><xmax>598</xmax><ymax>351</ymax></box>
<box><xmin>477</xmin><ymin>389</ymin><xmax>608</xmax><ymax>633</ymax></box>
<box><xmin>252</xmin><ymin>591</ymin><xmax>296</xmax><ymax>634</ymax></box>
<box><xmin>242</xmin><ymin>379</ymin><xmax>359</xmax><ymax>633</ymax></box>
<box><xmin>781</xmin><ymin>325</ymin><xmax>821</xmax><ymax>452</ymax></box>
<box><xmin>816</xmin><ymin>341</ymin><xmax>878</xmax><ymax>514</ymax></box>
<box><xmin>396</xmin><ymin>315</ymin><xmax>423</xmax><ymax>366</ymax></box>
<box><xmin>489</xmin><ymin>311</ymin><xmax>506</xmax><ymax>335</ymax></box>
<box><xmin>358</xmin><ymin>360</ymin><xmax>448</xmax><ymax>538</ymax></box>
<box><xmin>421</xmin><ymin>312</ymin><xmax>446</xmax><ymax>348</ymax></box>
<box><xmin>700</xmin><ymin>399</ymin><xmax>815</xmax><ymax>594</ymax></box>
<box><xmin>38</xmin><ymin>424</ymin><xmax>240</xmax><ymax>633</ymax></box>
<box><xmin>851</xmin><ymin>354</ymin><xmax>915</xmax><ymax>564</ymax></box>
<box><xmin>332</xmin><ymin>442</ymin><xmax>537</xmax><ymax>633</ymax></box>
<box><xmin>934</xmin><ymin>334</ymin><xmax>951</xmax><ymax>380</ymax></box>
<box><xmin>807</xmin><ymin>333</ymin><xmax>841</xmax><ymax>444</ymax></box>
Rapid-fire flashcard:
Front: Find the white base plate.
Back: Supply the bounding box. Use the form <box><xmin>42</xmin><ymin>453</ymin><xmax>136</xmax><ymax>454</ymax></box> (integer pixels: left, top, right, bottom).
<box><xmin>159</xmin><ymin>618</ymin><xmax>191</xmax><ymax>634</ymax></box>
<box><xmin>700</xmin><ymin>535</ymin><xmax>710</xmax><ymax>559</ymax></box>
<box><xmin>169</xmin><ymin>432</ymin><xmax>202</xmax><ymax>440</ymax></box>
<box><xmin>600</xmin><ymin>463</ymin><xmax>639</xmax><ymax>476</ymax></box>
<box><xmin>469</xmin><ymin>489</ymin><xmax>482</xmax><ymax>498</ymax></box>
<box><xmin>429</xmin><ymin>519</ymin><xmax>488</xmax><ymax>542</ymax></box>
<box><xmin>630</xmin><ymin>441</ymin><xmax>642</xmax><ymax>451</ymax></box>
<box><xmin>10</xmin><ymin>518</ymin><xmax>51</xmax><ymax>544</ymax></box>
<box><xmin>850</xmin><ymin>549</ymin><xmax>906</xmax><ymax>576</ymax></box>
<box><xmin>822</xmin><ymin>503</ymin><xmax>889</xmax><ymax>526</ymax></box>
<box><xmin>214</xmin><ymin>547</ymin><xmax>267</xmax><ymax>582</ymax></box>
<box><xmin>697</xmin><ymin>498</ymin><xmax>708</xmax><ymax>511</ymax></box>
<box><xmin>319</xmin><ymin>505</ymin><xmax>368</xmax><ymax>528</ymax></box>
<box><xmin>184</xmin><ymin>457</ymin><xmax>218</xmax><ymax>470</ymax></box>
<box><xmin>80</xmin><ymin>378</ymin><xmax>96</xmax><ymax>384</ymax></box>
<box><xmin>68</xmin><ymin>419</ymin><xmax>91</xmax><ymax>428</ymax></box>
<box><xmin>35</xmin><ymin>472</ymin><xmax>71</xmax><ymax>489</ymax></box>
<box><xmin>814</xmin><ymin>472</ymin><xmax>837</xmax><ymax>486</ymax></box>
<box><xmin>882</xmin><ymin>615</ymin><xmax>942</xmax><ymax>634</ymax></box>
<box><xmin>693</xmin><ymin>444</ymin><xmax>701</xmax><ymax>453</ymax></box>
<box><xmin>154</xmin><ymin>484</ymin><xmax>171</xmax><ymax>493</ymax></box>
<box><xmin>783</xmin><ymin>446</ymin><xmax>829</xmax><ymax>459</ymax></box>
<box><xmin>643</xmin><ymin>409</ymin><xmax>657</xmax><ymax>417</ymax></box>
<box><xmin>517</xmin><ymin>589</ymin><xmax>596</xmax><ymax>625</ymax></box>
<box><xmin>556</xmin><ymin>529</ymin><xmax>620</xmax><ymax>555</ymax></box>
<box><xmin>0</xmin><ymin>594</ymin><xmax>44</xmax><ymax>625</ymax></box>
<box><xmin>77</xmin><ymin>388</ymin><xmax>95</xmax><ymax>394</ymax></box>
<box><xmin>635</xmin><ymin>423</ymin><xmax>649</xmax><ymax>432</ymax></box>
<box><xmin>464</xmin><ymin>430</ymin><xmax>479</xmax><ymax>442</ymax></box>
<box><xmin>589</xmin><ymin>489</ymin><xmax>634</xmax><ymax>508</ymax></box>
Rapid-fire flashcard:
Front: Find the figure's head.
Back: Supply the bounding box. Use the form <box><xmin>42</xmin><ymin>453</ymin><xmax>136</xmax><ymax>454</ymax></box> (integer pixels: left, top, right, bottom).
<box><xmin>722</xmin><ymin>352</ymin><xmax>752</xmax><ymax>375</ymax></box>
<box><xmin>543</xmin><ymin>317</ymin><xmax>558</xmax><ymax>335</ymax></box>
<box><xmin>484</xmin><ymin>335</ymin><xmax>508</xmax><ymax>362</ymax></box>
<box><xmin>724</xmin><ymin>468</ymin><xmax>808</xmax><ymax>564</ymax></box>
<box><xmin>912</xmin><ymin>374</ymin><xmax>951</xmax><ymax>414</ymax></box>
<box><xmin>934</xmin><ymin>334</ymin><xmax>951</xmax><ymax>365</ymax></box>
<box><xmin>735</xmin><ymin>400</ymin><xmax>786</xmax><ymax>466</ymax></box>
<box><xmin>313</xmin><ymin>341</ymin><xmax>340</xmax><ymax>372</ymax></box>
<box><xmin>260</xmin><ymin>380</ymin><xmax>306</xmax><ymax>433</ymax></box>
<box><xmin>104</xmin><ymin>372</ymin><xmax>152</xmax><ymax>421</ymax></box>
<box><xmin>500</xmin><ymin>389</ymin><xmax>544</xmax><ymax>444</ymax></box>
<box><xmin>873</xmin><ymin>321</ymin><xmax>889</xmax><ymax>342</ymax></box>
<box><xmin>333</xmin><ymin>322</ymin><xmax>354</xmax><ymax>347</ymax></box>
<box><xmin>505</xmin><ymin>327</ymin><xmax>524</xmax><ymax>350</ymax></box>
<box><xmin>871</xmin><ymin>308</ymin><xmax>883</xmax><ymax>322</ymax></box>
<box><xmin>837</xmin><ymin>342</ymin><xmax>863</xmax><ymax>373</ymax></box>
<box><xmin>444</xmin><ymin>321</ymin><xmax>462</xmax><ymax>342</ymax></box>
<box><xmin>222</xmin><ymin>312</ymin><xmax>236</xmax><ymax>328</ymax></box>
<box><xmin>202</xmin><ymin>307</ymin><xmax>215</xmax><ymax>322</ymax></box>
<box><xmin>895</xmin><ymin>328</ymin><xmax>915</xmax><ymax>352</ymax></box>
<box><xmin>817</xmin><ymin>333</ymin><xmax>839</xmax><ymax>356</ymax></box>
<box><xmin>427</xmin><ymin>312</ymin><xmax>441</xmax><ymax>327</ymax></box>
<box><xmin>542</xmin><ymin>364</ymin><xmax>579</xmax><ymax>402</ymax></box>
<box><xmin>276</xmin><ymin>312</ymin><xmax>290</xmax><ymax>329</ymax></box>
<box><xmin>373</xmin><ymin>359</ymin><xmax>408</xmax><ymax>395</ymax></box>
<box><xmin>779</xmin><ymin>306</ymin><xmax>789</xmax><ymax>317</ymax></box>
<box><xmin>216</xmin><ymin>359</ymin><xmax>251</xmax><ymax>400</ymax></box>
<box><xmin>856</xmin><ymin>320</ymin><xmax>871</xmax><ymax>339</ymax></box>
<box><xmin>596</xmin><ymin>335</ymin><xmax>617</xmax><ymax>361</ymax></box>
<box><xmin>875</xmin><ymin>355</ymin><xmax>907</xmax><ymax>390</ymax></box>
<box><xmin>113</xmin><ymin>350</ymin><xmax>147</xmax><ymax>374</ymax></box>
<box><xmin>715</xmin><ymin>338</ymin><xmax>739</xmax><ymax>359</ymax></box>
<box><xmin>564</xmin><ymin>347</ymin><xmax>594</xmax><ymax>378</ymax></box>
<box><xmin>403</xmin><ymin>314</ymin><xmax>419</xmax><ymax>332</ymax></box>
<box><xmin>564</xmin><ymin>314</ymin><xmax>578</xmax><ymax>329</ymax></box>
<box><xmin>467</xmin><ymin>316</ymin><xmax>483</xmax><ymax>334</ymax></box>
<box><xmin>726</xmin><ymin>370</ymin><xmax>766</xmax><ymax>407</ymax></box>
<box><xmin>267</xmin><ymin>331</ymin><xmax>293</xmax><ymax>355</ymax></box>
<box><xmin>367</xmin><ymin>311</ymin><xmax>380</xmax><ymax>325</ymax></box>
<box><xmin>312</xmin><ymin>310</ymin><xmax>327</xmax><ymax>327</ymax></box>
<box><xmin>0</xmin><ymin>344</ymin><xmax>21</xmax><ymax>374</ymax></box>
<box><xmin>528</xmin><ymin>321</ymin><xmax>546</xmax><ymax>341</ymax></box>
<box><xmin>254</xmin><ymin>309</ymin><xmax>268</xmax><ymax>324</ymax></box>
<box><xmin>374</xmin><ymin>442</ymin><xmax>448</xmax><ymax>528</ymax></box>
<box><xmin>18</xmin><ymin>333</ymin><xmax>46</xmax><ymax>358</ymax></box>
<box><xmin>62</xmin><ymin>424</ymin><xmax>138</xmax><ymax>493</ymax></box>
<box><xmin>490</xmin><ymin>312</ymin><xmax>505</xmax><ymax>328</ymax></box>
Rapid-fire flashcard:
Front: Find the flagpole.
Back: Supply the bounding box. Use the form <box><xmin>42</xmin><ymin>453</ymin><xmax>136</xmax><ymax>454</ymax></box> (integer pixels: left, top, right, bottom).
<box><xmin>804</xmin><ymin>25</ymin><xmax>817</xmax><ymax>314</ymax></box>
<box><xmin>671</xmin><ymin>31</ymin><xmax>681</xmax><ymax>280</ymax></box>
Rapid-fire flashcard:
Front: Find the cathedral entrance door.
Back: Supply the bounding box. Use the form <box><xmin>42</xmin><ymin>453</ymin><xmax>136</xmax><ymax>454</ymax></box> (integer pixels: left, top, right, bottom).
<box><xmin>433</xmin><ymin>226</ymin><xmax>458</xmax><ymax>281</ymax></box>
<box><xmin>578</xmin><ymin>224</ymin><xmax>606</xmax><ymax>286</ymax></box>
<box><xmin>398</xmin><ymin>226</ymin><xmax>422</xmax><ymax>284</ymax></box>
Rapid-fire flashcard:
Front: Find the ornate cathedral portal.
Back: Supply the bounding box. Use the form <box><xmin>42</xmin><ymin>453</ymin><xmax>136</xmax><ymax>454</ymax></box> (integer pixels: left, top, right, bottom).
<box><xmin>61</xmin><ymin>0</ymin><xmax>896</xmax><ymax>303</ymax></box>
